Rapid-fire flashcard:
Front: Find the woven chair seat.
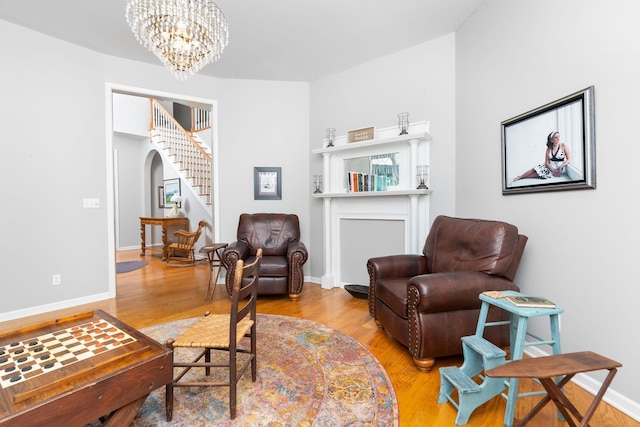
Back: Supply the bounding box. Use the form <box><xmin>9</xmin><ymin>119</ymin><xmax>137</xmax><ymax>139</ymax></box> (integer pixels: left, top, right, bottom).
<box><xmin>173</xmin><ymin>315</ymin><xmax>254</xmax><ymax>348</ymax></box>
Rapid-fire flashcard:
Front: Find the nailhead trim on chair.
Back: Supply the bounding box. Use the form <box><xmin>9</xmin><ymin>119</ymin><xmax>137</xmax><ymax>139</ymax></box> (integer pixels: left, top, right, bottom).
<box><xmin>367</xmin><ymin>261</ymin><xmax>376</xmax><ymax>318</ymax></box>
<box><xmin>223</xmin><ymin>251</ymin><xmax>240</xmax><ymax>295</ymax></box>
<box><xmin>407</xmin><ymin>285</ymin><xmax>420</xmax><ymax>358</ymax></box>
<box><xmin>289</xmin><ymin>252</ymin><xmax>306</xmax><ymax>295</ymax></box>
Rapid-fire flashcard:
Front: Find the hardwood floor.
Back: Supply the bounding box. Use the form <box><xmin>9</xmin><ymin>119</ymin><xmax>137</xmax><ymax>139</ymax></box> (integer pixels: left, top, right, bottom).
<box><xmin>1</xmin><ymin>250</ymin><xmax>636</xmax><ymax>426</ymax></box>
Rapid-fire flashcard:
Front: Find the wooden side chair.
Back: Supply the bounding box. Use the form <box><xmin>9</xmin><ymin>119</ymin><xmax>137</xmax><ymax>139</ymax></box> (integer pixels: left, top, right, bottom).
<box><xmin>166</xmin><ymin>219</ymin><xmax>207</xmax><ymax>265</ymax></box>
<box><xmin>165</xmin><ymin>248</ymin><xmax>262</xmax><ymax>421</ymax></box>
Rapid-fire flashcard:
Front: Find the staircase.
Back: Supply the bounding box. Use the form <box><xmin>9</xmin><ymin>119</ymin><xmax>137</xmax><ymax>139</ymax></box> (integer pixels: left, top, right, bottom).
<box><xmin>437</xmin><ymin>335</ymin><xmax>507</xmax><ymax>425</ymax></box>
<box><xmin>149</xmin><ymin>99</ymin><xmax>212</xmax><ymax>208</ymax></box>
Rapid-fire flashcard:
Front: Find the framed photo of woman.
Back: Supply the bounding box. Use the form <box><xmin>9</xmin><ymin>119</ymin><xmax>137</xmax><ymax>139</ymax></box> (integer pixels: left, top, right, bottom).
<box><xmin>501</xmin><ymin>86</ymin><xmax>596</xmax><ymax>195</ymax></box>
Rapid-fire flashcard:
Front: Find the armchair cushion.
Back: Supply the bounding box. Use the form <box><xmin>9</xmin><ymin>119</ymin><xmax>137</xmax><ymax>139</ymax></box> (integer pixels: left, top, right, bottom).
<box><xmin>374</xmin><ymin>278</ymin><xmax>411</xmax><ymax>318</ymax></box>
<box><xmin>408</xmin><ymin>271</ymin><xmax>518</xmax><ymax>314</ymax></box>
<box><xmin>254</xmin><ymin>255</ymin><xmax>288</xmax><ymax>276</ymax></box>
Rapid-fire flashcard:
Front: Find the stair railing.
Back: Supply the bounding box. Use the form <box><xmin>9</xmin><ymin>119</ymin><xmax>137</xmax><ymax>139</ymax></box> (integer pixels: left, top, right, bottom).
<box><xmin>150</xmin><ymin>99</ymin><xmax>212</xmax><ymax>204</ymax></box>
<box><xmin>191</xmin><ymin>106</ymin><xmax>211</xmax><ymax>133</ymax></box>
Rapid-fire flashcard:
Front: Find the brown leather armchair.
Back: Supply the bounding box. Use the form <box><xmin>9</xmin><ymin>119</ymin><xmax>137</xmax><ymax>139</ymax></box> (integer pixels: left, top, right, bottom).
<box><xmin>367</xmin><ymin>215</ymin><xmax>528</xmax><ymax>372</ymax></box>
<box><xmin>222</xmin><ymin>213</ymin><xmax>308</xmax><ymax>300</ymax></box>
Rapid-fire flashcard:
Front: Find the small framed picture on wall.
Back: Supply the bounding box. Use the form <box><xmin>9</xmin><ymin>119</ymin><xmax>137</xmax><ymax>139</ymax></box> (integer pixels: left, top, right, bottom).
<box><xmin>254</xmin><ymin>167</ymin><xmax>282</xmax><ymax>200</ymax></box>
<box><xmin>164</xmin><ymin>178</ymin><xmax>181</xmax><ymax>207</ymax></box>
<box><xmin>158</xmin><ymin>186</ymin><xmax>165</xmax><ymax>208</ymax></box>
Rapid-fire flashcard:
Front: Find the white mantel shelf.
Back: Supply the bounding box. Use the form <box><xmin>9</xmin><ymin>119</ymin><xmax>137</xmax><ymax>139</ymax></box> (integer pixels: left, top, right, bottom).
<box><xmin>312</xmin><ymin>189</ymin><xmax>431</xmax><ymax>198</ymax></box>
<box><xmin>312</xmin><ymin>131</ymin><xmax>431</xmax><ymax>154</ymax></box>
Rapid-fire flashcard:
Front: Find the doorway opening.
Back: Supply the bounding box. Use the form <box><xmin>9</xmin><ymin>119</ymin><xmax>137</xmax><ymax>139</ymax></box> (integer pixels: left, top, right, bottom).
<box><xmin>105</xmin><ymin>83</ymin><xmax>220</xmax><ymax>297</ymax></box>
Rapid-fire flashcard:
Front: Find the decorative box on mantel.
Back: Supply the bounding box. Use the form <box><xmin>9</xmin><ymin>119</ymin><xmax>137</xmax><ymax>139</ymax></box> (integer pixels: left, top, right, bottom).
<box><xmin>312</xmin><ymin>121</ymin><xmax>432</xmax><ymax>289</ymax></box>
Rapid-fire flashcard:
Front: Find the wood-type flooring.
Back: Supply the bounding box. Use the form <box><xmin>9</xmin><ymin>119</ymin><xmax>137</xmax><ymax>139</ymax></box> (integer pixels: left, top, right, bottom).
<box><xmin>1</xmin><ymin>250</ymin><xmax>635</xmax><ymax>427</ymax></box>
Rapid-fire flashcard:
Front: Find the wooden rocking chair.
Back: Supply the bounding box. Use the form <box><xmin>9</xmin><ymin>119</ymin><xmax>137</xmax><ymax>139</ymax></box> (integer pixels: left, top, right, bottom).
<box><xmin>166</xmin><ymin>219</ymin><xmax>207</xmax><ymax>266</ymax></box>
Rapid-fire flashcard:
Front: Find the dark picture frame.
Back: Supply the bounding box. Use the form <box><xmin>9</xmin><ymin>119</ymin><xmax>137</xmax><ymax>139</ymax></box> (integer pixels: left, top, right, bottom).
<box><xmin>158</xmin><ymin>186</ymin><xmax>165</xmax><ymax>208</ymax></box>
<box><xmin>254</xmin><ymin>167</ymin><xmax>282</xmax><ymax>200</ymax></box>
<box><xmin>501</xmin><ymin>86</ymin><xmax>596</xmax><ymax>195</ymax></box>
<box><xmin>163</xmin><ymin>178</ymin><xmax>181</xmax><ymax>207</ymax></box>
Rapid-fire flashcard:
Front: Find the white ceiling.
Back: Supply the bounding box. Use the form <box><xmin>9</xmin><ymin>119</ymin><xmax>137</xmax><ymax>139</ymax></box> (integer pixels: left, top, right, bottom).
<box><xmin>0</xmin><ymin>0</ymin><xmax>485</xmax><ymax>82</ymax></box>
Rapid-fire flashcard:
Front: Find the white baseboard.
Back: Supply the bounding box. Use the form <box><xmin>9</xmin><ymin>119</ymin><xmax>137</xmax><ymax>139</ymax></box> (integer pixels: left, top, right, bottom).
<box><xmin>306</xmin><ymin>276</ymin><xmax>322</xmax><ymax>285</ymax></box>
<box><xmin>0</xmin><ymin>292</ymin><xmax>112</xmax><ymax>323</ymax></box>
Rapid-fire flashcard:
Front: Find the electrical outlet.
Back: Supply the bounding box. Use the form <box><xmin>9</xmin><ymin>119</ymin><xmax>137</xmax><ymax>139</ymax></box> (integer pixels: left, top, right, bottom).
<box><xmin>52</xmin><ymin>274</ymin><xmax>62</xmax><ymax>286</ymax></box>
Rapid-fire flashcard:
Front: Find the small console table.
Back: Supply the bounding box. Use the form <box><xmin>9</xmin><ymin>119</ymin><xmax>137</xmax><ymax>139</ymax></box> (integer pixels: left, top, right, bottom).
<box><xmin>139</xmin><ymin>217</ymin><xmax>189</xmax><ymax>261</ymax></box>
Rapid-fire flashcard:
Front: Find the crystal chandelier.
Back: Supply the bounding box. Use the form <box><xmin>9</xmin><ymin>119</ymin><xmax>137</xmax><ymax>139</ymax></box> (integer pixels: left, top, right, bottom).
<box><xmin>126</xmin><ymin>0</ymin><xmax>229</xmax><ymax>80</ymax></box>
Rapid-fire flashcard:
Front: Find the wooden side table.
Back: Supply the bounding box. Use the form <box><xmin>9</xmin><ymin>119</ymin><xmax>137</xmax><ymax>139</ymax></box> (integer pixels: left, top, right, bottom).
<box><xmin>139</xmin><ymin>217</ymin><xmax>189</xmax><ymax>260</ymax></box>
<box><xmin>485</xmin><ymin>351</ymin><xmax>621</xmax><ymax>427</ymax></box>
<box><xmin>199</xmin><ymin>243</ymin><xmax>228</xmax><ymax>301</ymax></box>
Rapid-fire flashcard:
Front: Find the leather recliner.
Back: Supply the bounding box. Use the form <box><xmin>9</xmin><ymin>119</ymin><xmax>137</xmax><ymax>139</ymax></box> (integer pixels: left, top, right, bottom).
<box><xmin>367</xmin><ymin>215</ymin><xmax>528</xmax><ymax>372</ymax></box>
<box><xmin>222</xmin><ymin>213</ymin><xmax>308</xmax><ymax>300</ymax></box>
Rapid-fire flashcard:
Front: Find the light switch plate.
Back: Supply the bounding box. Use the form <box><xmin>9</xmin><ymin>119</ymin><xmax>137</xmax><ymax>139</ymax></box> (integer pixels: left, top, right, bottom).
<box><xmin>83</xmin><ymin>198</ymin><xmax>100</xmax><ymax>208</ymax></box>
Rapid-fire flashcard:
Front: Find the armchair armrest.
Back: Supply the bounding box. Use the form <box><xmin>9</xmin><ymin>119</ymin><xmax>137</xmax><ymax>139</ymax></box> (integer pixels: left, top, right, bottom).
<box><xmin>287</xmin><ymin>240</ymin><xmax>308</xmax><ymax>261</ymax></box>
<box><xmin>367</xmin><ymin>254</ymin><xmax>428</xmax><ymax>280</ymax></box>
<box><xmin>222</xmin><ymin>241</ymin><xmax>250</xmax><ymax>265</ymax></box>
<box><xmin>222</xmin><ymin>241</ymin><xmax>250</xmax><ymax>294</ymax></box>
<box><xmin>367</xmin><ymin>254</ymin><xmax>427</xmax><ymax>318</ymax></box>
<box><xmin>408</xmin><ymin>271</ymin><xmax>519</xmax><ymax>314</ymax></box>
<box><xmin>287</xmin><ymin>241</ymin><xmax>308</xmax><ymax>295</ymax></box>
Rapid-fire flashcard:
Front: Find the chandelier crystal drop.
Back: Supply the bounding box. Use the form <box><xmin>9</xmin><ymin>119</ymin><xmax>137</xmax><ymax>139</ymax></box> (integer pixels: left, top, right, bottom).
<box><xmin>126</xmin><ymin>0</ymin><xmax>229</xmax><ymax>80</ymax></box>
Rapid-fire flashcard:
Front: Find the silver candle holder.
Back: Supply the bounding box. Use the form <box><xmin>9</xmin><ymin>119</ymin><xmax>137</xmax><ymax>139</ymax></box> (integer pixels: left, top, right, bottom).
<box><xmin>325</xmin><ymin>128</ymin><xmax>336</xmax><ymax>147</ymax></box>
<box><xmin>398</xmin><ymin>112</ymin><xmax>409</xmax><ymax>135</ymax></box>
<box><xmin>313</xmin><ymin>175</ymin><xmax>323</xmax><ymax>194</ymax></box>
<box><xmin>416</xmin><ymin>165</ymin><xmax>429</xmax><ymax>189</ymax></box>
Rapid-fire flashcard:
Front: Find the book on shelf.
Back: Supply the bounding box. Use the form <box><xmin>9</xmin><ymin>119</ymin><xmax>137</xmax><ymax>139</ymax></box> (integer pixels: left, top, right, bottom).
<box><xmin>505</xmin><ymin>295</ymin><xmax>556</xmax><ymax>308</ymax></box>
<box><xmin>347</xmin><ymin>172</ymin><xmax>378</xmax><ymax>192</ymax></box>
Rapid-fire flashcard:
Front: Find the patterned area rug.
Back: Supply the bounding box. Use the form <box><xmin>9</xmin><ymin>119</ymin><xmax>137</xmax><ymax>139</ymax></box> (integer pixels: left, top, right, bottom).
<box><xmin>133</xmin><ymin>314</ymin><xmax>398</xmax><ymax>426</ymax></box>
<box><xmin>115</xmin><ymin>261</ymin><xmax>148</xmax><ymax>274</ymax></box>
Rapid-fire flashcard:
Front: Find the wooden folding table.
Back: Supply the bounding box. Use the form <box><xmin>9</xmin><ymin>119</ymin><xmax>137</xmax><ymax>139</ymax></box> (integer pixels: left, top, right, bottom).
<box><xmin>485</xmin><ymin>351</ymin><xmax>621</xmax><ymax>427</ymax></box>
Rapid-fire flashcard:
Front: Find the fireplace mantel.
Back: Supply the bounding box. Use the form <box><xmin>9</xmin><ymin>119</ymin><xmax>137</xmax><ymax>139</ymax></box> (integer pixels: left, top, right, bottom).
<box><xmin>313</xmin><ymin>122</ymin><xmax>432</xmax><ymax>289</ymax></box>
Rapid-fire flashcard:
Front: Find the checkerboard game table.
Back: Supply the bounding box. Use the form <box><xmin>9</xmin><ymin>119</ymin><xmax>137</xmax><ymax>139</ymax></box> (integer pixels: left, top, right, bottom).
<box><xmin>0</xmin><ymin>310</ymin><xmax>172</xmax><ymax>426</ymax></box>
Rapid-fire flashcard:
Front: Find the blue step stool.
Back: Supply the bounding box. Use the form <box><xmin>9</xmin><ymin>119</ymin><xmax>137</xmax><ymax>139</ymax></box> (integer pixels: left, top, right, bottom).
<box><xmin>438</xmin><ymin>335</ymin><xmax>507</xmax><ymax>425</ymax></box>
<box><xmin>438</xmin><ymin>291</ymin><xmax>564</xmax><ymax>426</ymax></box>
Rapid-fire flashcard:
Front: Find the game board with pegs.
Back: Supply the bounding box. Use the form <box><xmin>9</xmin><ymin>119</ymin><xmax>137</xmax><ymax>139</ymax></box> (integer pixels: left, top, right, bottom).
<box><xmin>0</xmin><ymin>318</ymin><xmax>136</xmax><ymax>389</ymax></box>
<box><xmin>0</xmin><ymin>310</ymin><xmax>172</xmax><ymax>427</ymax></box>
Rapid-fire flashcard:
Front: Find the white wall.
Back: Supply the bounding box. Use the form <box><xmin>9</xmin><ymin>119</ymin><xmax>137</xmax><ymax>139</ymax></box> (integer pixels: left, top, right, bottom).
<box><xmin>113</xmin><ymin>132</ymin><xmax>146</xmax><ymax>248</ymax></box>
<box><xmin>456</xmin><ymin>0</ymin><xmax>640</xmax><ymax>414</ymax></box>
<box><xmin>112</xmin><ymin>93</ymin><xmax>149</xmax><ymax>137</ymax></box>
<box><xmin>0</xmin><ymin>20</ymin><xmax>310</xmax><ymax>319</ymax></box>
<box><xmin>309</xmin><ymin>34</ymin><xmax>457</xmax><ymax>279</ymax></box>
<box><xmin>212</xmin><ymin>78</ymin><xmax>310</xmax><ymax>248</ymax></box>
<box><xmin>0</xmin><ymin>20</ymin><xmax>110</xmax><ymax>312</ymax></box>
